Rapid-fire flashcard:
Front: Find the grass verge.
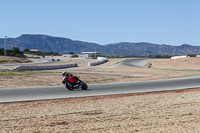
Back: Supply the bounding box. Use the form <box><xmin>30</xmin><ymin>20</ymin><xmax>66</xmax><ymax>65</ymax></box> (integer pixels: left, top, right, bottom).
<box><xmin>0</xmin><ymin>71</ymin><xmax>33</xmax><ymax>76</ymax></box>
<box><xmin>0</xmin><ymin>60</ymin><xmax>8</xmax><ymax>63</ymax></box>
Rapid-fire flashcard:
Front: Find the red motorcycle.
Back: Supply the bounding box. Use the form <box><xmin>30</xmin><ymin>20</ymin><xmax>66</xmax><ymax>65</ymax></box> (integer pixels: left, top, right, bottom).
<box><xmin>65</xmin><ymin>76</ymin><xmax>88</xmax><ymax>91</ymax></box>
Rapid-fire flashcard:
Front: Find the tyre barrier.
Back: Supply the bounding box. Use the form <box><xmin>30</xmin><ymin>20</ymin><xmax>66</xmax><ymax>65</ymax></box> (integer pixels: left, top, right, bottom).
<box><xmin>88</xmin><ymin>59</ymin><xmax>108</xmax><ymax>66</ymax></box>
<box><xmin>11</xmin><ymin>64</ymin><xmax>78</xmax><ymax>71</ymax></box>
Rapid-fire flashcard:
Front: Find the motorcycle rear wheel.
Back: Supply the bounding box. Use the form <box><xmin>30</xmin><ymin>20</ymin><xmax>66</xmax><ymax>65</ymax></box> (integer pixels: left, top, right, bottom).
<box><xmin>82</xmin><ymin>84</ymin><xmax>88</xmax><ymax>90</ymax></box>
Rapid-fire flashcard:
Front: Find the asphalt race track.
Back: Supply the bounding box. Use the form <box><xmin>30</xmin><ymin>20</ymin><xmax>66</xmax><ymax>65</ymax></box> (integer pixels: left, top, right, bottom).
<box><xmin>0</xmin><ymin>58</ymin><xmax>200</xmax><ymax>103</ymax></box>
<box><xmin>119</xmin><ymin>58</ymin><xmax>151</xmax><ymax>67</ymax></box>
<box><xmin>1</xmin><ymin>75</ymin><xmax>200</xmax><ymax>103</ymax></box>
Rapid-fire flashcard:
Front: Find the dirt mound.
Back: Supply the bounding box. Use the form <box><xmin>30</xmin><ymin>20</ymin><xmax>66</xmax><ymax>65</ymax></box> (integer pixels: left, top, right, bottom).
<box><xmin>0</xmin><ymin>56</ymin><xmax>32</xmax><ymax>64</ymax></box>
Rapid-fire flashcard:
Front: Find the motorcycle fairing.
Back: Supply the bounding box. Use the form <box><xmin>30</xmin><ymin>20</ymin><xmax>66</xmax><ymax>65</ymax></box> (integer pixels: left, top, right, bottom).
<box><xmin>68</xmin><ymin>76</ymin><xmax>76</xmax><ymax>83</ymax></box>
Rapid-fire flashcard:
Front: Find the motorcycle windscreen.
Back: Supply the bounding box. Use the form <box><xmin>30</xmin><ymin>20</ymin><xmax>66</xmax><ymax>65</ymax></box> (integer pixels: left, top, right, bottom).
<box><xmin>68</xmin><ymin>76</ymin><xmax>76</xmax><ymax>83</ymax></box>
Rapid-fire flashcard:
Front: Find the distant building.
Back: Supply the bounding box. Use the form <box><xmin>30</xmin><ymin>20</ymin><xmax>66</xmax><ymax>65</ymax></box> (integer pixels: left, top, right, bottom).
<box><xmin>61</xmin><ymin>54</ymin><xmax>88</xmax><ymax>59</ymax></box>
<box><xmin>81</xmin><ymin>52</ymin><xmax>101</xmax><ymax>58</ymax></box>
<box><xmin>30</xmin><ymin>49</ymin><xmax>42</xmax><ymax>53</ymax></box>
<box><xmin>60</xmin><ymin>52</ymin><xmax>101</xmax><ymax>59</ymax></box>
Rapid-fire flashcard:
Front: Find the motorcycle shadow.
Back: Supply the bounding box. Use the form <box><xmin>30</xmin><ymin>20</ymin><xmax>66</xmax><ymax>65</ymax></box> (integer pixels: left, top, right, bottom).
<box><xmin>62</xmin><ymin>87</ymin><xmax>92</xmax><ymax>91</ymax></box>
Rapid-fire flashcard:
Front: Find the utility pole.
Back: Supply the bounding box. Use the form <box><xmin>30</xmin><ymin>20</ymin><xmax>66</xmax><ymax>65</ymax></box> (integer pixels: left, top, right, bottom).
<box><xmin>4</xmin><ymin>36</ymin><xmax>7</xmax><ymax>56</ymax></box>
<box><xmin>95</xmin><ymin>47</ymin><xmax>96</xmax><ymax>59</ymax></box>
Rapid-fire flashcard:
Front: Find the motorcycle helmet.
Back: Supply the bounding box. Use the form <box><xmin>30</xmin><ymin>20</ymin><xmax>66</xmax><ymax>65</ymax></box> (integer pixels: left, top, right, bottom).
<box><xmin>62</xmin><ymin>71</ymin><xmax>67</xmax><ymax>75</ymax></box>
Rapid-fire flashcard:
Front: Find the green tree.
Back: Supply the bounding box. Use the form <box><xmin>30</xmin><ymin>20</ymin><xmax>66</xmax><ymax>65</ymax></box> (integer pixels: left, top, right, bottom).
<box><xmin>24</xmin><ymin>48</ymin><xmax>30</xmax><ymax>53</ymax></box>
<box><xmin>155</xmin><ymin>55</ymin><xmax>162</xmax><ymax>58</ymax></box>
<box><xmin>0</xmin><ymin>48</ymin><xmax>4</xmax><ymax>55</ymax></box>
<box><xmin>12</xmin><ymin>47</ymin><xmax>21</xmax><ymax>54</ymax></box>
<box><xmin>188</xmin><ymin>54</ymin><xmax>196</xmax><ymax>57</ymax></box>
<box><xmin>10</xmin><ymin>47</ymin><xmax>23</xmax><ymax>56</ymax></box>
<box><xmin>68</xmin><ymin>52</ymin><xmax>74</xmax><ymax>54</ymax></box>
<box><xmin>71</xmin><ymin>54</ymin><xmax>79</xmax><ymax>58</ymax></box>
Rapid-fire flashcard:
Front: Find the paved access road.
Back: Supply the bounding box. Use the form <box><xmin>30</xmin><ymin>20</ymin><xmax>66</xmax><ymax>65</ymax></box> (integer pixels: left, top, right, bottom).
<box><xmin>0</xmin><ymin>75</ymin><xmax>200</xmax><ymax>103</ymax></box>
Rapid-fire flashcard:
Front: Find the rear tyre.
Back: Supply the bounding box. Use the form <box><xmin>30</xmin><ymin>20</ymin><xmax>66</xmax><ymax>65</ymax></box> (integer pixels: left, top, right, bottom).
<box><xmin>66</xmin><ymin>82</ymin><xmax>73</xmax><ymax>91</ymax></box>
<box><xmin>82</xmin><ymin>84</ymin><xmax>88</xmax><ymax>90</ymax></box>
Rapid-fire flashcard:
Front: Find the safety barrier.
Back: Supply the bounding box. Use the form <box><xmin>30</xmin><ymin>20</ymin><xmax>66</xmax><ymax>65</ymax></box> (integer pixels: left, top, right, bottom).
<box><xmin>171</xmin><ymin>55</ymin><xmax>188</xmax><ymax>59</ymax></box>
<box><xmin>12</xmin><ymin>64</ymin><xmax>78</xmax><ymax>71</ymax></box>
<box><xmin>88</xmin><ymin>59</ymin><xmax>108</xmax><ymax>66</ymax></box>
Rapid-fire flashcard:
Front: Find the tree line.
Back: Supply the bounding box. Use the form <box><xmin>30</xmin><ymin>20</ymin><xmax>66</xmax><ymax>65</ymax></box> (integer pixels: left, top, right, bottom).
<box><xmin>0</xmin><ymin>47</ymin><xmax>198</xmax><ymax>58</ymax></box>
<box><xmin>0</xmin><ymin>47</ymin><xmax>61</xmax><ymax>57</ymax></box>
<box><xmin>0</xmin><ymin>47</ymin><xmax>23</xmax><ymax>57</ymax></box>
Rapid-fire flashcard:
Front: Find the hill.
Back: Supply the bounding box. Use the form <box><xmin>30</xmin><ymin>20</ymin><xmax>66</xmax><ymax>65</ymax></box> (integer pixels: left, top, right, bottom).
<box><xmin>0</xmin><ymin>34</ymin><xmax>200</xmax><ymax>56</ymax></box>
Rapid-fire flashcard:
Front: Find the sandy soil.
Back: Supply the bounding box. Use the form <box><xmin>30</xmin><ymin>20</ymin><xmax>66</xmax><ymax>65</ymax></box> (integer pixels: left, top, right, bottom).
<box><xmin>1</xmin><ymin>89</ymin><xmax>200</xmax><ymax>132</ymax></box>
<box><xmin>151</xmin><ymin>57</ymin><xmax>200</xmax><ymax>69</ymax></box>
<box><xmin>1</xmin><ymin>57</ymin><xmax>200</xmax><ymax>132</ymax></box>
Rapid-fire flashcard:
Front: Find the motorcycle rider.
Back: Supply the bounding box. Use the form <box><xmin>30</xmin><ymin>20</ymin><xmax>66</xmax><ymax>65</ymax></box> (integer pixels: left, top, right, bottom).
<box><xmin>62</xmin><ymin>71</ymin><xmax>80</xmax><ymax>86</ymax></box>
<box><xmin>62</xmin><ymin>71</ymin><xmax>70</xmax><ymax>84</ymax></box>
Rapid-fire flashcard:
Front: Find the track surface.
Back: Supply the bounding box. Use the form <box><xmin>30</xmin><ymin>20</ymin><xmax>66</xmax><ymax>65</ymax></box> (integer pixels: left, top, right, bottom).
<box><xmin>0</xmin><ymin>76</ymin><xmax>200</xmax><ymax>103</ymax></box>
<box><xmin>119</xmin><ymin>58</ymin><xmax>151</xmax><ymax>67</ymax></box>
<box><xmin>1</xmin><ymin>58</ymin><xmax>200</xmax><ymax>103</ymax></box>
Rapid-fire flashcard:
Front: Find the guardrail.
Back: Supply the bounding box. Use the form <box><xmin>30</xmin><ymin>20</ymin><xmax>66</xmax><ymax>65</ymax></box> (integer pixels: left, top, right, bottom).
<box><xmin>88</xmin><ymin>59</ymin><xmax>108</xmax><ymax>66</ymax></box>
<box><xmin>171</xmin><ymin>55</ymin><xmax>188</xmax><ymax>59</ymax></box>
<box><xmin>11</xmin><ymin>64</ymin><xmax>78</xmax><ymax>71</ymax></box>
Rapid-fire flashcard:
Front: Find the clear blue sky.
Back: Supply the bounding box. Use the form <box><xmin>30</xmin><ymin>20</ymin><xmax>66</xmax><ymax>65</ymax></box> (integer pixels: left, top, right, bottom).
<box><xmin>1</xmin><ymin>0</ymin><xmax>200</xmax><ymax>46</ymax></box>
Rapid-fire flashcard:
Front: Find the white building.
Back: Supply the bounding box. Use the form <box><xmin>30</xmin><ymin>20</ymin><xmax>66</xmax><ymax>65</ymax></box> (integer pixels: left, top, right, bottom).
<box><xmin>81</xmin><ymin>52</ymin><xmax>101</xmax><ymax>58</ymax></box>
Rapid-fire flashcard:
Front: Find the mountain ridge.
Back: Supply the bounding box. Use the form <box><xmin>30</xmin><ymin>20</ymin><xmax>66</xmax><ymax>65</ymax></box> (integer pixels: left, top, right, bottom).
<box><xmin>0</xmin><ymin>34</ymin><xmax>200</xmax><ymax>56</ymax></box>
